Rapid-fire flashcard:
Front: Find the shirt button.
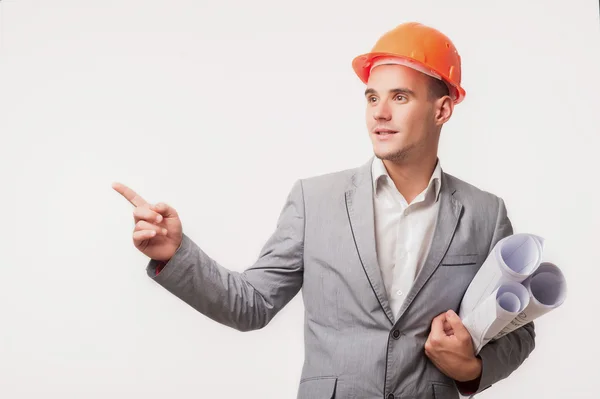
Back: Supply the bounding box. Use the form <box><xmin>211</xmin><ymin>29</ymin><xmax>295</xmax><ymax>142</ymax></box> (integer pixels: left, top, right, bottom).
<box><xmin>396</xmin><ymin>290</ymin><xmax>403</xmax><ymax>296</ymax></box>
<box><xmin>392</xmin><ymin>329</ymin><xmax>401</xmax><ymax>339</ymax></box>
<box><xmin>387</xmin><ymin>394</ymin><xmax>395</xmax><ymax>399</ymax></box>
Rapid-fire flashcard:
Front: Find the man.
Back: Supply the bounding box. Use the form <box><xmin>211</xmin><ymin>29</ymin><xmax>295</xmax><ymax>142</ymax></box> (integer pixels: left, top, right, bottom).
<box><xmin>113</xmin><ymin>22</ymin><xmax>535</xmax><ymax>399</ymax></box>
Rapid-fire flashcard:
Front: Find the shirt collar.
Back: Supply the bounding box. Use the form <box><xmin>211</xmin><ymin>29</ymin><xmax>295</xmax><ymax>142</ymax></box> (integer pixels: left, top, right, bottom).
<box><xmin>371</xmin><ymin>157</ymin><xmax>442</xmax><ymax>202</ymax></box>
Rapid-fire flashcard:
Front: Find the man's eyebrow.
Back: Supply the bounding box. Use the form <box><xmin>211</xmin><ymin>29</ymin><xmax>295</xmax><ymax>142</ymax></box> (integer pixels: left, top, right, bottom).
<box><xmin>390</xmin><ymin>88</ymin><xmax>416</xmax><ymax>97</ymax></box>
<box><xmin>364</xmin><ymin>88</ymin><xmax>416</xmax><ymax>97</ymax></box>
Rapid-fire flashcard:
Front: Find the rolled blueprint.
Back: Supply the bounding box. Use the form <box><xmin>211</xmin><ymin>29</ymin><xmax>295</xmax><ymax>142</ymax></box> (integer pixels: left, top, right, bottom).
<box><xmin>461</xmin><ymin>281</ymin><xmax>530</xmax><ymax>355</ymax></box>
<box><xmin>493</xmin><ymin>262</ymin><xmax>566</xmax><ymax>340</ymax></box>
<box><xmin>459</xmin><ymin>233</ymin><xmax>545</xmax><ymax>318</ymax></box>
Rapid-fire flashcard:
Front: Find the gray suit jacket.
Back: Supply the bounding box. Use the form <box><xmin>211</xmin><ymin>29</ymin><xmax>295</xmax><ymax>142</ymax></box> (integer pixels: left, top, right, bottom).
<box><xmin>147</xmin><ymin>157</ymin><xmax>535</xmax><ymax>399</ymax></box>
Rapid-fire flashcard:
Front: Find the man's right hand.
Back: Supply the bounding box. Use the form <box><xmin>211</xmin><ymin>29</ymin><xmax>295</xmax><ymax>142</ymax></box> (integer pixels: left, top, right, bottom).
<box><xmin>112</xmin><ymin>182</ymin><xmax>183</xmax><ymax>263</ymax></box>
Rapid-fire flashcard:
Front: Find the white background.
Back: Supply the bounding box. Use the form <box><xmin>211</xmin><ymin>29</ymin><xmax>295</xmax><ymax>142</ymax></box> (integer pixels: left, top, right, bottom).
<box><xmin>1</xmin><ymin>0</ymin><xmax>599</xmax><ymax>397</ymax></box>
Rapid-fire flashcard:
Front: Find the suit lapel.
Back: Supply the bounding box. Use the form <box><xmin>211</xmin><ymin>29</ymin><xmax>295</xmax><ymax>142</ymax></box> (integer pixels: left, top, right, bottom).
<box><xmin>345</xmin><ymin>157</ymin><xmax>395</xmax><ymax>326</ymax></box>
<box><xmin>393</xmin><ymin>172</ymin><xmax>463</xmax><ymax>325</ymax></box>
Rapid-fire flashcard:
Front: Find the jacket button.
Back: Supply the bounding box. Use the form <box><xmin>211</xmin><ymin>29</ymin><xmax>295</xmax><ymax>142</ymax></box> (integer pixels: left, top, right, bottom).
<box><xmin>392</xmin><ymin>329</ymin><xmax>401</xmax><ymax>339</ymax></box>
<box><xmin>387</xmin><ymin>394</ymin><xmax>395</xmax><ymax>399</ymax></box>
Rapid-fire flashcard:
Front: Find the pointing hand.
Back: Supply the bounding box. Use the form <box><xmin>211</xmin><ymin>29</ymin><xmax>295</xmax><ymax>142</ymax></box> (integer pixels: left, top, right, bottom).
<box><xmin>112</xmin><ymin>182</ymin><xmax>183</xmax><ymax>263</ymax></box>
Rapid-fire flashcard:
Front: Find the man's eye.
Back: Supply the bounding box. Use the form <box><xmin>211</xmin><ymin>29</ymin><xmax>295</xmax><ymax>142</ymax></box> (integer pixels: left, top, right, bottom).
<box><xmin>368</xmin><ymin>96</ymin><xmax>378</xmax><ymax>103</ymax></box>
<box><xmin>394</xmin><ymin>95</ymin><xmax>406</xmax><ymax>101</ymax></box>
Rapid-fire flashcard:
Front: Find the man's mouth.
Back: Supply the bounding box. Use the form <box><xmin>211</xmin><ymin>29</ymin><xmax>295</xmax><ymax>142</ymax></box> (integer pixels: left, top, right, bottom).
<box><xmin>374</xmin><ymin>129</ymin><xmax>398</xmax><ymax>135</ymax></box>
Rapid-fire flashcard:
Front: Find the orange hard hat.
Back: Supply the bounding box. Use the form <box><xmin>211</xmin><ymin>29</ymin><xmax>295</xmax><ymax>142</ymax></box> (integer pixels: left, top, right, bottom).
<box><xmin>352</xmin><ymin>22</ymin><xmax>466</xmax><ymax>104</ymax></box>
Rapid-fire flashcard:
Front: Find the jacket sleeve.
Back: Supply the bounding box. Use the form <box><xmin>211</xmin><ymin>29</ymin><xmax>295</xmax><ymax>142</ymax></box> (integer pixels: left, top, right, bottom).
<box><xmin>145</xmin><ymin>179</ymin><xmax>306</xmax><ymax>332</ymax></box>
<box><xmin>472</xmin><ymin>196</ymin><xmax>537</xmax><ymax>395</ymax></box>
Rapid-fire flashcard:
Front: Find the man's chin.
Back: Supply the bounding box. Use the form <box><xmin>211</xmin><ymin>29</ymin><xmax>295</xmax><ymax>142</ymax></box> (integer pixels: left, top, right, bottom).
<box><xmin>373</xmin><ymin>148</ymin><xmax>408</xmax><ymax>162</ymax></box>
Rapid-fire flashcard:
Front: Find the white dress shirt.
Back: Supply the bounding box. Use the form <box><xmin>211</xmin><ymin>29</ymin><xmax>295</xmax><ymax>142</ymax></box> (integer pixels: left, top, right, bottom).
<box><xmin>372</xmin><ymin>157</ymin><xmax>442</xmax><ymax>319</ymax></box>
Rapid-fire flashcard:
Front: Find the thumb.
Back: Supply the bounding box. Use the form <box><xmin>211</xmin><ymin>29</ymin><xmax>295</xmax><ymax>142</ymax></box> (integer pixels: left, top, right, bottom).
<box><xmin>445</xmin><ymin>310</ymin><xmax>469</xmax><ymax>338</ymax></box>
<box><xmin>151</xmin><ymin>202</ymin><xmax>178</xmax><ymax>218</ymax></box>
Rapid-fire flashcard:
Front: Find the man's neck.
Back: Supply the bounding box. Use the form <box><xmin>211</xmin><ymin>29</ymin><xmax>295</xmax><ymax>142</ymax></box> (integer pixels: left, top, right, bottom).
<box><xmin>382</xmin><ymin>155</ymin><xmax>439</xmax><ymax>204</ymax></box>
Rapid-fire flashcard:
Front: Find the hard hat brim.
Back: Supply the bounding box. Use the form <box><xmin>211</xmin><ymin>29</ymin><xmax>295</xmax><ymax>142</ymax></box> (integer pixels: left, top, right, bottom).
<box><xmin>352</xmin><ymin>52</ymin><xmax>466</xmax><ymax>104</ymax></box>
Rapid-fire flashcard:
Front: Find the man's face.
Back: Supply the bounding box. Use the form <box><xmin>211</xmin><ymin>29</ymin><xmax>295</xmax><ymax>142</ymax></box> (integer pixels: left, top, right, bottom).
<box><xmin>365</xmin><ymin>64</ymin><xmax>444</xmax><ymax>163</ymax></box>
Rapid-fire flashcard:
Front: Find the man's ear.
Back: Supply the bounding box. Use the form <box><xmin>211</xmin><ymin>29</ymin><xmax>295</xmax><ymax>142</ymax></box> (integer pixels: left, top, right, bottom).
<box><xmin>435</xmin><ymin>96</ymin><xmax>454</xmax><ymax>126</ymax></box>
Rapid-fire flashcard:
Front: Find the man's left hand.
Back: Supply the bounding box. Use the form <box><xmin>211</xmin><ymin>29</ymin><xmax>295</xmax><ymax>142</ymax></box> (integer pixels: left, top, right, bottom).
<box><xmin>424</xmin><ymin>309</ymin><xmax>482</xmax><ymax>382</ymax></box>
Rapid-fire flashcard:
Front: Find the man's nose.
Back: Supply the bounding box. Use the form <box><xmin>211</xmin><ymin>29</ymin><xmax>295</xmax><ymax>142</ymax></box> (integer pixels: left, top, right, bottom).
<box><xmin>373</xmin><ymin>102</ymin><xmax>392</xmax><ymax>121</ymax></box>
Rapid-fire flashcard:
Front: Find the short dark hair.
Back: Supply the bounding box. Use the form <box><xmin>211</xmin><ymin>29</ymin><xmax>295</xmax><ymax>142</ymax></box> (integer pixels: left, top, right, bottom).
<box><xmin>428</xmin><ymin>77</ymin><xmax>450</xmax><ymax>100</ymax></box>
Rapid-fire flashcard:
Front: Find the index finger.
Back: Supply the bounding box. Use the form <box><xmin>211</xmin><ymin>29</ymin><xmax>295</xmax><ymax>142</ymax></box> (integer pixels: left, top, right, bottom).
<box><xmin>112</xmin><ymin>182</ymin><xmax>149</xmax><ymax>207</ymax></box>
<box><xmin>443</xmin><ymin>319</ymin><xmax>454</xmax><ymax>335</ymax></box>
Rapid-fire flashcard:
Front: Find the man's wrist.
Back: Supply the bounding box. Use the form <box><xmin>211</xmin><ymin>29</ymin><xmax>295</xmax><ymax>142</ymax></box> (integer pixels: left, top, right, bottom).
<box><xmin>459</xmin><ymin>356</ymin><xmax>482</xmax><ymax>382</ymax></box>
<box><xmin>454</xmin><ymin>356</ymin><xmax>482</xmax><ymax>395</ymax></box>
<box><xmin>469</xmin><ymin>356</ymin><xmax>483</xmax><ymax>381</ymax></box>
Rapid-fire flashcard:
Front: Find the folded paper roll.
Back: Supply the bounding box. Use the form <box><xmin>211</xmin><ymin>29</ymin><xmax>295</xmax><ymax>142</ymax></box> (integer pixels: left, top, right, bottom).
<box><xmin>493</xmin><ymin>262</ymin><xmax>567</xmax><ymax>340</ymax></box>
<box><xmin>459</xmin><ymin>233</ymin><xmax>545</xmax><ymax>318</ymax></box>
<box><xmin>462</xmin><ymin>281</ymin><xmax>530</xmax><ymax>354</ymax></box>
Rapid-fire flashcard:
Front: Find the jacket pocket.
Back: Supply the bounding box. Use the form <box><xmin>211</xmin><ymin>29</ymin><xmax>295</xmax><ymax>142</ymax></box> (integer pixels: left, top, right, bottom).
<box><xmin>432</xmin><ymin>381</ymin><xmax>459</xmax><ymax>399</ymax></box>
<box><xmin>297</xmin><ymin>376</ymin><xmax>337</xmax><ymax>398</ymax></box>
<box><xmin>441</xmin><ymin>254</ymin><xmax>479</xmax><ymax>267</ymax></box>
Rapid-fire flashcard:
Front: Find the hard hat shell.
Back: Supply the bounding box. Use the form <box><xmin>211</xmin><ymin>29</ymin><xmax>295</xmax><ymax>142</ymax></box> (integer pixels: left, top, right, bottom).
<box><xmin>352</xmin><ymin>22</ymin><xmax>466</xmax><ymax>104</ymax></box>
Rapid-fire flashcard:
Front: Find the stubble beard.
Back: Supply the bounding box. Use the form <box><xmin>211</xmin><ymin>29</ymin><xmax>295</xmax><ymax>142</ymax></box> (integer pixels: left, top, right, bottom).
<box><xmin>375</xmin><ymin>142</ymin><xmax>417</xmax><ymax>163</ymax></box>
